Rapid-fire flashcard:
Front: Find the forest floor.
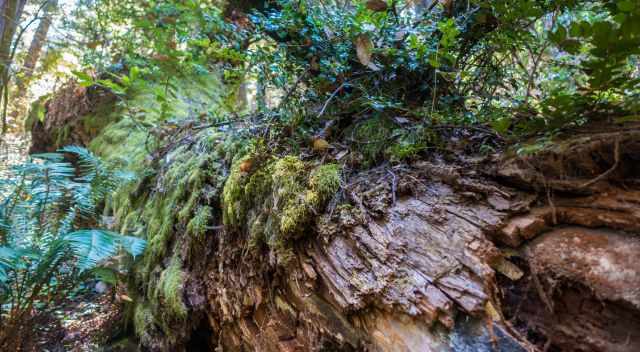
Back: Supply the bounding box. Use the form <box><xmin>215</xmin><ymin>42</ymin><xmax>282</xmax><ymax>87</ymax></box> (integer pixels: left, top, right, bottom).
<box><xmin>31</xmin><ymin>289</ymin><xmax>124</xmax><ymax>352</ymax></box>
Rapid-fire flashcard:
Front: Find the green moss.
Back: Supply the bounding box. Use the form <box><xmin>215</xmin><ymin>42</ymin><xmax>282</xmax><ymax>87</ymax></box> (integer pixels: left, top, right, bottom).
<box><xmin>222</xmin><ymin>155</ymin><xmax>341</xmax><ymax>262</ymax></box>
<box><xmin>52</xmin><ymin>73</ymin><xmax>230</xmax><ymax>347</ymax></box>
<box><xmin>155</xmin><ymin>256</ymin><xmax>187</xmax><ymax>321</ymax></box>
<box><xmin>222</xmin><ymin>154</ymin><xmax>261</xmax><ymax>229</ymax></box>
<box><xmin>309</xmin><ymin>163</ymin><xmax>341</xmax><ymax>202</ymax></box>
<box><xmin>133</xmin><ymin>302</ymin><xmax>155</xmax><ymax>343</ymax></box>
<box><xmin>80</xmin><ymin>101</ymin><xmax>120</xmax><ymax>136</ymax></box>
<box><xmin>187</xmin><ymin>206</ymin><xmax>212</xmax><ymax>238</ymax></box>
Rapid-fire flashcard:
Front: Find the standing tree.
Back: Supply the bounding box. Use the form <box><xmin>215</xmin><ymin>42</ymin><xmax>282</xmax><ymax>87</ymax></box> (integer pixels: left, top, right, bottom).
<box><xmin>18</xmin><ymin>0</ymin><xmax>57</xmax><ymax>90</ymax></box>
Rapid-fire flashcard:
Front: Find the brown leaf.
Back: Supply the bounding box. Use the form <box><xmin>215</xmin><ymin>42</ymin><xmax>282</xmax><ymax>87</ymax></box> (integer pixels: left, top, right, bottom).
<box><xmin>240</xmin><ymin>159</ymin><xmax>253</xmax><ymax>173</ymax></box>
<box><xmin>152</xmin><ymin>54</ymin><xmax>171</xmax><ymax>62</ymax></box>
<box><xmin>355</xmin><ymin>35</ymin><xmax>380</xmax><ymax>71</ymax></box>
<box><xmin>312</xmin><ymin>138</ymin><xmax>330</xmax><ymax>152</ymax></box>
<box><xmin>366</xmin><ymin>0</ymin><xmax>388</xmax><ymax>12</ymax></box>
<box><xmin>118</xmin><ymin>294</ymin><xmax>133</xmax><ymax>303</ymax></box>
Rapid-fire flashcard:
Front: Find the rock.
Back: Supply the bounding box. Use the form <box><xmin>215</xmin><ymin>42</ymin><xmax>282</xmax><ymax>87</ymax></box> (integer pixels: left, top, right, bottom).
<box><xmin>497</xmin><ymin>213</ymin><xmax>547</xmax><ymax>247</ymax></box>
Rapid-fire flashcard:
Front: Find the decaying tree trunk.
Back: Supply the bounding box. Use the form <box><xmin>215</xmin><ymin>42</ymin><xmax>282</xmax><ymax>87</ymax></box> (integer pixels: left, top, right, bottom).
<box><xmin>173</xmin><ymin>123</ymin><xmax>640</xmax><ymax>351</ymax></box>
<box><xmin>29</xmin><ymin>85</ymin><xmax>640</xmax><ymax>352</ymax></box>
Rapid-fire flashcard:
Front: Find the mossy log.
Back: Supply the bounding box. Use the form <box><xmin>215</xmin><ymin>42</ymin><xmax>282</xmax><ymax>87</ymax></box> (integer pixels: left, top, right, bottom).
<box><xmin>30</xmin><ymin>85</ymin><xmax>640</xmax><ymax>351</ymax></box>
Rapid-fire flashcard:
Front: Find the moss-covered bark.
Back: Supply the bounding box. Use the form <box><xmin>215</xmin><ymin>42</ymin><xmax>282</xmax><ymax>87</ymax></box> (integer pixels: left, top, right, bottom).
<box><xmin>30</xmin><ymin>70</ymin><xmax>640</xmax><ymax>352</ymax></box>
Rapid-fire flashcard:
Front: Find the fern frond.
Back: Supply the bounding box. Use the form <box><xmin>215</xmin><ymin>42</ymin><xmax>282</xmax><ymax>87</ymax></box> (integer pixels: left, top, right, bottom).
<box><xmin>64</xmin><ymin>229</ymin><xmax>146</xmax><ymax>271</ymax></box>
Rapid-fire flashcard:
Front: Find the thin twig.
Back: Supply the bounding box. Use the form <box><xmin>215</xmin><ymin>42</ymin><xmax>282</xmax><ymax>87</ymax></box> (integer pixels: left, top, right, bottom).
<box><xmin>317</xmin><ymin>82</ymin><xmax>347</xmax><ymax>118</ymax></box>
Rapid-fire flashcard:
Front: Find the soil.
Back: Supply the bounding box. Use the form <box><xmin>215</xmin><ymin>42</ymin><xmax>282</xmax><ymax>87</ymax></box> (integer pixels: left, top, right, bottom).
<box><xmin>30</xmin><ymin>289</ymin><xmax>124</xmax><ymax>352</ymax></box>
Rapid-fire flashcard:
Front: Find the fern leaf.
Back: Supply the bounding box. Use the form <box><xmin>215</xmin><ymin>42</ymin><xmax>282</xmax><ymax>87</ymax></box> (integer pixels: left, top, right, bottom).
<box><xmin>64</xmin><ymin>230</ymin><xmax>146</xmax><ymax>271</ymax></box>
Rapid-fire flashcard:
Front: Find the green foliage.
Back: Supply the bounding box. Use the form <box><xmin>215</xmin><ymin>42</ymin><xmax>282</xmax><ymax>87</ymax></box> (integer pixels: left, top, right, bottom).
<box><xmin>154</xmin><ymin>256</ymin><xmax>187</xmax><ymax>323</ymax></box>
<box><xmin>59</xmin><ymin>0</ymin><xmax>640</xmax><ymax>146</ymax></box>
<box><xmin>0</xmin><ymin>147</ymin><xmax>145</xmax><ymax>347</ymax></box>
<box><xmin>540</xmin><ymin>1</ymin><xmax>640</xmax><ymax>121</ymax></box>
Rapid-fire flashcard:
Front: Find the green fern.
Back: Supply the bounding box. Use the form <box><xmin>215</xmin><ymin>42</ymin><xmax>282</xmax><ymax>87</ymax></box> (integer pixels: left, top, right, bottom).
<box><xmin>0</xmin><ymin>146</ymin><xmax>146</xmax><ymax>348</ymax></box>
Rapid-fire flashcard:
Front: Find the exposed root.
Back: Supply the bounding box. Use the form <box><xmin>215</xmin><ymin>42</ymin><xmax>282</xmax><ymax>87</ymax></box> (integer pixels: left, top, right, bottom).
<box><xmin>579</xmin><ymin>137</ymin><xmax>620</xmax><ymax>188</ymax></box>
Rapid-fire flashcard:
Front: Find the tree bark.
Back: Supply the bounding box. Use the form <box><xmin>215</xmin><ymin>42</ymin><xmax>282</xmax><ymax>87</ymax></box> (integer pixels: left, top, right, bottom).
<box><xmin>29</xmin><ymin>82</ymin><xmax>640</xmax><ymax>352</ymax></box>
<box><xmin>19</xmin><ymin>0</ymin><xmax>57</xmax><ymax>87</ymax></box>
<box><xmin>0</xmin><ymin>0</ymin><xmax>27</xmax><ymax>132</ymax></box>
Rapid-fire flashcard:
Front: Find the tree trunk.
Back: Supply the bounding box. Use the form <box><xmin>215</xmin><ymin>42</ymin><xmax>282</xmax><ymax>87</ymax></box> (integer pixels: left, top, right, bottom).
<box><xmin>0</xmin><ymin>0</ymin><xmax>26</xmax><ymax>132</ymax></box>
<box><xmin>19</xmin><ymin>0</ymin><xmax>57</xmax><ymax>88</ymax></box>
<box><xmin>29</xmin><ymin>82</ymin><xmax>640</xmax><ymax>351</ymax></box>
<box><xmin>0</xmin><ymin>0</ymin><xmax>7</xmax><ymax>43</ymax></box>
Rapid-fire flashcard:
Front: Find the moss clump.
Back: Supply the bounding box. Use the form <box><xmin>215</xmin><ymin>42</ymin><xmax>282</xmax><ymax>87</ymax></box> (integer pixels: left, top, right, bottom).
<box><xmin>133</xmin><ymin>302</ymin><xmax>156</xmax><ymax>346</ymax></box>
<box><xmin>155</xmin><ymin>256</ymin><xmax>187</xmax><ymax>322</ymax></box>
<box><xmin>309</xmin><ymin>164</ymin><xmax>341</xmax><ymax>201</ymax></box>
<box><xmin>223</xmin><ymin>155</ymin><xmax>341</xmax><ymax>262</ymax></box>
<box><xmin>71</xmin><ymin>73</ymin><xmax>230</xmax><ymax>348</ymax></box>
<box><xmin>187</xmin><ymin>206</ymin><xmax>212</xmax><ymax>238</ymax></box>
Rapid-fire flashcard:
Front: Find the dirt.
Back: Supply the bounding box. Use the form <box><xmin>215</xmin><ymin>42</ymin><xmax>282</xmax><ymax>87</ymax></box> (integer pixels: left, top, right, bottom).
<box><xmin>30</xmin><ymin>289</ymin><xmax>125</xmax><ymax>352</ymax></box>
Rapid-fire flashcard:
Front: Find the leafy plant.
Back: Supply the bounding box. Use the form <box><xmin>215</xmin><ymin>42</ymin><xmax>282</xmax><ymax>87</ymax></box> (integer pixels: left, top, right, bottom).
<box><xmin>0</xmin><ymin>146</ymin><xmax>145</xmax><ymax>349</ymax></box>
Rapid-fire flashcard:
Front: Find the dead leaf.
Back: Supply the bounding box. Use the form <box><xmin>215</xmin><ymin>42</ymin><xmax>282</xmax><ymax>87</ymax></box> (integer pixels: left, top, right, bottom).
<box><xmin>366</xmin><ymin>0</ymin><xmax>388</xmax><ymax>12</ymax></box>
<box><xmin>118</xmin><ymin>294</ymin><xmax>133</xmax><ymax>303</ymax></box>
<box><xmin>485</xmin><ymin>301</ymin><xmax>501</xmax><ymax>322</ymax></box>
<box><xmin>355</xmin><ymin>35</ymin><xmax>380</xmax><ymax>71</ymax></box>
<box><xmin>152</xmin><ymin>54</ymin><xmax>171</xmax><ymax>62</ymax></box>
<box><xmin>240</xmin><ymin>159</ymin><xmax>253</xmax><ymax>173</ymax></box>
<box><xmin>312</xmin><ymin>138</ymin><xmax>330</xmax><ymax>152</ymax></box>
